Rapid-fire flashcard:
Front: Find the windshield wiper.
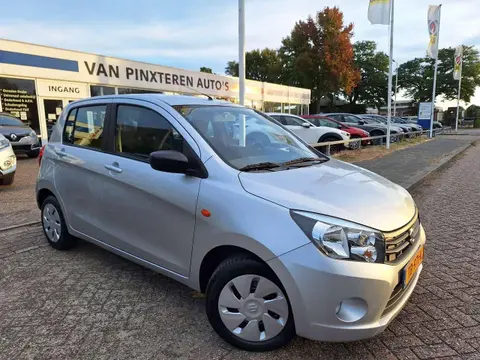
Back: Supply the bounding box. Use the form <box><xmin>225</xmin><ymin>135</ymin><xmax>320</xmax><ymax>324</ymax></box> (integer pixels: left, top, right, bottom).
<box><xmin>280</xmin><ymin>157</ymin><xmax>327</xmax><ymax>167</ymax></box>
<box><xmin>239</xmin><ymin>162</ymin><xmax>282</xmax><ymax>172</ymax></box>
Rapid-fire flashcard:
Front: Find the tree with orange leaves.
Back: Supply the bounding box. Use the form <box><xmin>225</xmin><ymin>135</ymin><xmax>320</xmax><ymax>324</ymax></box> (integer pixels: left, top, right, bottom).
<box><xmin>280</xmin><ymin>7</ymin><xmax>360</xmax><ymax>112</ymax></box>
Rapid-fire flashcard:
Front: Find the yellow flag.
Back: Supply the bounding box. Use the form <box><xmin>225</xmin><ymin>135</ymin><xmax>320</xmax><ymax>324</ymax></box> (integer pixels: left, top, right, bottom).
<box><xmin>368</xmin><ymin>0</ymin><xmax>391</xmax><ymax>25</ymax></box>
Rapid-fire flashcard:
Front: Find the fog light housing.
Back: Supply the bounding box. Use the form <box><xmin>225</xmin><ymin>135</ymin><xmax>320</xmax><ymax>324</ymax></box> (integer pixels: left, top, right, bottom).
<box><xmin>335</xmin><ymin>298</ymin><xmax>368</xmax><ymax>323</ymax></box>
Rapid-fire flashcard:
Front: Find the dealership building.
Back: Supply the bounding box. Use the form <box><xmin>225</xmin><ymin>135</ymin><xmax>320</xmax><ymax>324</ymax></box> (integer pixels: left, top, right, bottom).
<box><xmin>0</xmin><ymin>39</ymin><xmax>311</xmax><ymax>144</ymax></box>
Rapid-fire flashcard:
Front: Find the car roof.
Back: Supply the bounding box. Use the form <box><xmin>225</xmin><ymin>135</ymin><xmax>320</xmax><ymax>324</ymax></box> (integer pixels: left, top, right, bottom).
<box><xmin>265</xmin><ymin>112</ymin><xmax>302</xmax><ymax>116</ymax></box>
<box><xmin>72</xmin><ymin>94</ymin><xmax>240</xmax><ymax>108</ymax></box>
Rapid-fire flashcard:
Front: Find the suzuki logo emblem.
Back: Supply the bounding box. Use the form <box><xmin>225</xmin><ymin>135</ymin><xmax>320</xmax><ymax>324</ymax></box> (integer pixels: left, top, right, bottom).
<box><xmin>10</xmin><ymin>133</ymin><xmax>17</xmax><ymax>141</ymax></box>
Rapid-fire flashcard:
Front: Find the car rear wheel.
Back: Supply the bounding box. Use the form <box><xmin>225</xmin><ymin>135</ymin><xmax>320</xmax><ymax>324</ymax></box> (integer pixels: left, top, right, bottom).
<box><xmin>0</xmin><ymin>172</ymin><xmax>15</xmax><ymax>186</ymax></box>
<box><xmin>206</xmin><ymin>256</ymin><xmax>295</xmax><ymax>351</ymax></box>
<box><xmin>41</xmin><ymin>196</ymin><xmax>77</xmax><ymax>250</ymax></box>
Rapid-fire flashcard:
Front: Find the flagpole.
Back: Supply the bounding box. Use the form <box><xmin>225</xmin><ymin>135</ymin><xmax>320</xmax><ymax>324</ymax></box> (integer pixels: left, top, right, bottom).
<box><xmin>429</xmin><ymin>5</ymin><xmax>442</xmax><ymax>138</ymax></box>
<box><xmin>386</xmin><ymin>0</ymin><xmax>395</xmax><ymax>149</ymax></box>
<box><xmin>455</xmin><ymin>53</ymin><xmax>463</xmax><ymax>132</ymax></box>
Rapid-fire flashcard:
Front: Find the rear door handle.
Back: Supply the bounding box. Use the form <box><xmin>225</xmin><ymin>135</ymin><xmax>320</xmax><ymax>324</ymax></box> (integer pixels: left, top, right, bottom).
<box><xmin>105</xmin><ymin>164</ymin><xmax>123</xmax><ymax>173</ymax></box>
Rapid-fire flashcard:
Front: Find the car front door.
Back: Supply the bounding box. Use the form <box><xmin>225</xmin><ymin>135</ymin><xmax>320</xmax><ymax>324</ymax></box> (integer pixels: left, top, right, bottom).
<box><xmin>98</xmin><ymin>100</ymin><xmax>201</xmax><ymax>277</ymax></box>
<box><xmin>282</xmin><ymin>115</ymin><xmax>318</xmax><ymax>144</ymax></box>
<box><xmin>52</xmin><ymin>100</ymin><xmax>112</xmax><ymax>236</ymax></box>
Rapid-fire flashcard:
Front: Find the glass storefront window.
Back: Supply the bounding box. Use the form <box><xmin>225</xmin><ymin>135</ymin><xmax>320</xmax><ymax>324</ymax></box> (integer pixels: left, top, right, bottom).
<box><xmin>90</xmin><ymin>85</ymin><xmax>115</xmax><ymax>96</ymax></box>
<box><xmin>0</xmin><ymin>77</ymin><xmax>39</xmax><ymax>133</ymax></box>
<box><xmin>263</xmin><ymin>102</ymin><xmax>282</xmax><ymax>113</ymax></box>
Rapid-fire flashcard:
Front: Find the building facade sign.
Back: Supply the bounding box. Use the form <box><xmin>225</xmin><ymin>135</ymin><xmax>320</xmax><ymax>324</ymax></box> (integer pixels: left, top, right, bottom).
<box><xmin>36</xmin><ymin>79</ymin><xmax>89</xmax><ymax>99</ymax></box>
<box><xmin>0</xmin><ymin>39</ymin><xmax>310</xmax><ymax>103</ymax></box>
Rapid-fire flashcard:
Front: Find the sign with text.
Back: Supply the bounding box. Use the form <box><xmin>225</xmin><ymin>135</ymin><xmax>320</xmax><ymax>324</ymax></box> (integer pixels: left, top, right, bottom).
<box><xmin>36</xmin><ymin>79</ymin><xmax>89</xmax><ymax>99</ymax></box>
<box><xmin>418</xmin><ymin>102</ymin><xmax>433</xmax><ymax>120</ymax></box>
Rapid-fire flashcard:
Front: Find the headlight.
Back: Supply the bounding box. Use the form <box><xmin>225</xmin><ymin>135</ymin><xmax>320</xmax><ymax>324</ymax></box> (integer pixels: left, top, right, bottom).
<box><xmin>0</xmin><ymin>138</ymin><xmax>10</xmax><ymax>150</ymax></box>
<box><xmin>29</xmin><ymin>130</ymin><xmax>37</xmax><ymax>137</ymax></box>
<box><xmin>290</xmin><ymin>211</ymin><xmax>385</xmax><ymax>263</ymax></box>
<box><xmin>341</xmin><ymin>131</ymin><xmax>350</xmax><ymax>137</ymax></box>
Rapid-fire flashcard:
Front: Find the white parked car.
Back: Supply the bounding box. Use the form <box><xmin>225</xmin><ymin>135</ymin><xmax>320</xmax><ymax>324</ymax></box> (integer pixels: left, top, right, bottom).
<box><xmin>266</xmin><ymin>113</ymin><xmax>350</xmax><ymax>146</ymax></box>
<box><xmin>0</xmin><ymin>133</ymin><xmax>16</xmax><ymax>185</ymax></box>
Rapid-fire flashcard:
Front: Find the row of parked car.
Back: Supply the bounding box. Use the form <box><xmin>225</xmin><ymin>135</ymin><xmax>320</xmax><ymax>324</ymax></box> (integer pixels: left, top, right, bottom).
<box><xmin>265</xmin><ymin>112</ymin><xmax>433</xmax><ymax>151</ymax></box>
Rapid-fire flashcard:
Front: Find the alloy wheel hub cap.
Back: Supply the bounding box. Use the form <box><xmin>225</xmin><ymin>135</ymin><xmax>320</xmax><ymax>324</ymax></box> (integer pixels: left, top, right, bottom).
<box><xmin>218</xmin><ymin>274</ymin><xmax>288</xmax><ymax>342</ymax></box>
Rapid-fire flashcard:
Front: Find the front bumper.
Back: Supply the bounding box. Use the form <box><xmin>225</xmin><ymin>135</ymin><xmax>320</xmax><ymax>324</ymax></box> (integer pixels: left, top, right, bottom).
<box><xmin>10</xmin><ymin>137</ymin><xmax>40</xmax><ymax>154</ymax></box>
<box><xmin>268</xmin><ymin>225</ymin><xmax>426</xmax><ymax>342</ymax></box>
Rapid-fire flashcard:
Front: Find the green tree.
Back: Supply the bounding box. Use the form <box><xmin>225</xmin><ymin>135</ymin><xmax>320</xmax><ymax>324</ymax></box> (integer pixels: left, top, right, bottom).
<box><xmin>347</xmin><ymin>41</ymin><xmax>389</xmax><ymax>109</ymax></box>
<box><xmin>279</xmin><ymin>7</ymin><xmax>360</xmax><ymax>112</ymax></box>
<box><xmin>200</xmin><ymin>67</ymin><xmax>213</xmax><ymax>74</ymax></box>
<box><xmin>398</xmin><ymin>46</ymin><xmax>480</xmax><ymax>103</ymax></box>
<box><xmin>224</xmin><ymin>48</ymin><xmax>282</xmax><ymax>83</ymax></box>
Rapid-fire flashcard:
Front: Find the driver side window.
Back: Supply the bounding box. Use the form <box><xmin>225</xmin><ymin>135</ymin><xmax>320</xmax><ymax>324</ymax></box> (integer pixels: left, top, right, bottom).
<box><xmin>115</xmin><ymin>105</ymin><xmax>186</xmax><ymax>161</ymax></box>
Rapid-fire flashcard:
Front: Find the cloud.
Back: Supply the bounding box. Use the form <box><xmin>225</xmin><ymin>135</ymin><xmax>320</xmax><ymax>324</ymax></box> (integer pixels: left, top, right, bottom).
<box><xmin>0</xmin><ymin>0</ymin><xmax>479</xmax><ymax>104</ymax></box>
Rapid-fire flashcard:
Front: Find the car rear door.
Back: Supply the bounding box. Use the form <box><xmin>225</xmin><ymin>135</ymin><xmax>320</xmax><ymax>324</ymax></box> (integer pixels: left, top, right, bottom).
<box><xmin>51</xmin><ymin>99</ymin><xmax>113</xmax><ymax>237</ymax></box>
<box><xmin>98</xmin><ymin>99</ymin><xmax>201</xmax><ymax>277</ymax></box>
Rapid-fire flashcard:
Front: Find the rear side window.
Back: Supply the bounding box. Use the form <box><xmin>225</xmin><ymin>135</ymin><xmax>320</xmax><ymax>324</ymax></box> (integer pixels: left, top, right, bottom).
<box><xmin>64</xmin><ymin>105</ymin><xmax>107</xmax><ymax>150</ymax></box>
<box><xmin>115</xmin><ymin>105</ymin><xmax>187</xmax><ymax>162</ymax></box>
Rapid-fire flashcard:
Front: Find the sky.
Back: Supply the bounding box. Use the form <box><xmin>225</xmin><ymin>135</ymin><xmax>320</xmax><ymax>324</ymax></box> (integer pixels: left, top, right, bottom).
<box><xmin>0</xmin><ymin>0</ymin><xmax>479</xmax><ymax>107</ymax></box>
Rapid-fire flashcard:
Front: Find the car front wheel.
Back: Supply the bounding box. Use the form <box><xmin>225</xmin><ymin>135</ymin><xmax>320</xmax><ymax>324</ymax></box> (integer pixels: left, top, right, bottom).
<box><xmin>206</xmin><ymin>256</ymin><xmax>295</xmax><ymax>351</ymax></box>
<box><xmin>0</xmin><ymin>172</ymin><xmax>15</xmax><ymax>186</ymax></box>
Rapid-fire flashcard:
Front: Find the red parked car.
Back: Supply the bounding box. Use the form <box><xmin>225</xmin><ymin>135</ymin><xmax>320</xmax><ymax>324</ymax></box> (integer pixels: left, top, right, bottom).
<box><xmin>301</xmin><ymin>115</ymin><xmax>370</xmax><ymax>148</ymax></box>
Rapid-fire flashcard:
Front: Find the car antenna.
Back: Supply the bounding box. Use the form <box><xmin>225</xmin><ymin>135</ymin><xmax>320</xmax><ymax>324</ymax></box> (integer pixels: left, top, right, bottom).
<box><xmin>186</xmin><ymin>86</ymin><xmax>214</xmax><ymax>100</ymax></box>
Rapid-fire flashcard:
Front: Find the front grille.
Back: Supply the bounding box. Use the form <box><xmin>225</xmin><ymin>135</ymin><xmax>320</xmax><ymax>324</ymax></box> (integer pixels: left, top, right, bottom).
<box><xmin>382</xmin><ymin>273</ymin><xmax>416</xmax><ymax>316</ymax></box>
<box><xmin>5</xmin><ymin>133</ymin><xmax>27</xmax><ymax>142</ymax></box>
<box><xmin>384</xmin><ymin>213</ymin><xmax>420</xmax><ymax>263</ymax></box>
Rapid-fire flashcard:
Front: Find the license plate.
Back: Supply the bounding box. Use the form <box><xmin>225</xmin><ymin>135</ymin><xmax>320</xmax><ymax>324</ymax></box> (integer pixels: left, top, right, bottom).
<box><xmin>403</xmin><ymin>246</ymin><xmax>424</xmax><ymax>287</ymax></box>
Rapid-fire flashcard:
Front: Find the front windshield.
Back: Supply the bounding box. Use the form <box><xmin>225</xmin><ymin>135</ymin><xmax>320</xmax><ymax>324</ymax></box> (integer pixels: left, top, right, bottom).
<box><xmin>0</xmin><ymin>115</ymin><xmax>24</xmax><ymax>126</ymax></box>
<box><xmin>174</xmin><ymin>105</ymin><xmax>327</xmax><ymax>170</ymax></box>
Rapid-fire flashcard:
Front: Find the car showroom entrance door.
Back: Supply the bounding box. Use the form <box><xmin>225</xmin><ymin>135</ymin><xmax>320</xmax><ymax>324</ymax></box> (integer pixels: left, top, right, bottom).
<box><xmin>36</xmin><ymin>80</ymin><xmax>89</xmax><ymax>144</ymax></box>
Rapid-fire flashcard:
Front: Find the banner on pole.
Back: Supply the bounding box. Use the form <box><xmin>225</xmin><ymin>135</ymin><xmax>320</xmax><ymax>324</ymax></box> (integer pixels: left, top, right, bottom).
<box><xmin>427</xmin><ymin>5</ymin><xmax>441</xmax><ymax>59</ymax></box>
<box><xmin>454</xmin><ymin>45</ymin><xmax>463</xmax><ymax>80</ymax></box>
<box><xmin>368</xmin><ymin>0</ymin><xmax>391</xmax><ymax>25</ymax></box>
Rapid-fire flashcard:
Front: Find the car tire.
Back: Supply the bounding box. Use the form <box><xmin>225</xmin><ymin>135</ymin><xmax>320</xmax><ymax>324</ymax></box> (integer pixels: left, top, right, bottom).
<box><xmin>41</xmin><ymin>195</ymin><xmax>77</xmax><ymax>250</ymax></box>
<box><xmin>318</xmin><ymin>136</ymin><xmax>342</xmax><ymax>154</ymax></box>
<box><xmin>27</xmin><ymin>149</ymin><xmax>40</xmax><ymax>158</ymax></box>
<box><xmin>205</xmin><ymin>256</ymin><xmax>295</xmax><ymax>352</ymax></box>
<box><xmin>0</xmin><ymin>172</ymin><xmax>15</xmax><ymax>186</ymax></box>
<box><xmin>349</xmin><ymin>136</ymin><xmax>361</xmax><ymax>150</ymax></box>
<box><xmin>370</xmin><ymin>131</ymin><xmax>384</xmax><ymax>145</ymax></box>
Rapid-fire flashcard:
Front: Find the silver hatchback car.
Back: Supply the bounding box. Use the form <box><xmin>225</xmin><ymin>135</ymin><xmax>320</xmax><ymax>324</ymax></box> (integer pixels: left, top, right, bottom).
<box><xmin>36</xmin><ymin>95</ymin><xmax>425</xmax><ymax>351</ymax></box>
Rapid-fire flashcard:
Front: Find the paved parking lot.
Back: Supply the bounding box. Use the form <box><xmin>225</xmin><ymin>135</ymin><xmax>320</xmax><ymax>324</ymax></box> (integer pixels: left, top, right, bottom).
<box><xmin>0</xmin><ymin>148</ymin><xmax>479</xmax><ymax>359</ymax></box>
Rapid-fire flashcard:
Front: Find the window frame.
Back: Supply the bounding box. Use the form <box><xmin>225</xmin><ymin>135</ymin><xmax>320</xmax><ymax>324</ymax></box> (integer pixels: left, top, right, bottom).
<box><xmin>109</xmin><ymin>103</ymin><xmax>193</xmax><ymax>164</ymax></box>
<box><xmin>62</xmin><ymin>103</ymin><xmax>112</xmax><ymax>153</ymax></box>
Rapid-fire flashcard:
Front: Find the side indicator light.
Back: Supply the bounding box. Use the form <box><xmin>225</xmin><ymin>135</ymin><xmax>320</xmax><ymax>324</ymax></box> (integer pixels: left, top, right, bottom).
<box><xmin>201</xmin><ymin>209</ymin><xmax>211</xmax><ymax>217</ymax></box>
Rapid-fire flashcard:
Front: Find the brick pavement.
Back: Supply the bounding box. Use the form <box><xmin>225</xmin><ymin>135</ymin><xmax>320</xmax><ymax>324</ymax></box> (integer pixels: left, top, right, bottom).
<box><xmin>0</xmin><ymin>156</ymin><xmax>39</xmax><ymax>229</ymax></box>
<box><xmin>0</xmin><ymin>146</ymin><xmax>479</xmax><ymax>359</ymax></box>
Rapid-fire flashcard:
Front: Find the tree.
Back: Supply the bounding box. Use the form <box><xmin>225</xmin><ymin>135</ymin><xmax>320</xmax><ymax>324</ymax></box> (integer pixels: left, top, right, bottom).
<box><xmin>224</xmin><ymin>48</ymin><xmax>282</xmax><ymax>83</ymax></box>
<box><xmin>200</xmin><ymin>67</ymin><xmax>213</xmax><ymax>74</ymax></box>
<box><xmin>398</xmin><ymin>46</ymin><xmax>480</xmax><ymax>103</ymax></box>
<box><xmin>279</xmin><ymin>7</ymin><xmax>360</xmax><ymax>112</ymax></box>
<box><xmin>347</xmin><ymin>41</ymin><xmax>389</xmax><ymax>109</ymax></box>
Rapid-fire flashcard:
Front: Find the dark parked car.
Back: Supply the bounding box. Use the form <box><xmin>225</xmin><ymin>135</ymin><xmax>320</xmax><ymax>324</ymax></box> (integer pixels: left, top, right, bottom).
<box><xmin>360</xmin><ymin>114</ymin><xmax>413</xmax><ymax>135</ymax></box>
<box><xmin>0</xmin><ymin>113</ymin><xmax>41</xmax><ymax>157</ymax></box>
<box><xmin>321</xmin><ymin>113</ymin><xmax>400</xmax><ymax>144</ymax></box>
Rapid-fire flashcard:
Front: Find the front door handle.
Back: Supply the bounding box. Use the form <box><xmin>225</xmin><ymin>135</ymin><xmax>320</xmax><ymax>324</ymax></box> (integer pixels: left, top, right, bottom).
<box><xmin>54</xmin><ymin>148</ymin><xmax>66</xmax><ymax>157</ymax></box>
<box><xmin>105</xmin><ymin>164</ymin><xmax>123</xmax><ymax>173</ymax></box>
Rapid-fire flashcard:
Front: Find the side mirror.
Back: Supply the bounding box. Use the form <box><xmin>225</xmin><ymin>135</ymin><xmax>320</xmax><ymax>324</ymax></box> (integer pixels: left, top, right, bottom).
<box><xmin>149</xmin><ymin>150</ymin><xmax>189</xmax><ymax>174</ymax></box>
<box><xmin>358</xmin><ymin>120</ymin><xmax>365</xmax><ymax>125</ymax></box>
<box><xmin>301</xmin><ymin>122</ymin><xmax>312</xmax><ymax>128</ymax></box>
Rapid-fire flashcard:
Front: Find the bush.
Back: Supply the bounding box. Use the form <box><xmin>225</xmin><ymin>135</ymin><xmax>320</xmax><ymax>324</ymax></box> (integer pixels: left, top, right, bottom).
<box><xmin>474</xmin><ymin>119</ymin><xmax>480</xmax><ymax>128</ymax></box>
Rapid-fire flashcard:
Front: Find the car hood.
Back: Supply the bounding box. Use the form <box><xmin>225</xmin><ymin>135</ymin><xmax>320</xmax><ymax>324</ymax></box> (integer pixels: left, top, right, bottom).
<box><xmin>239</xmin><ymin>159</ymin><xmax>416</xmax><ymax>232</ymax></box>
<box><xmin>0</xmin><ymin>125</ymin><xmax>31</xmax><ymax>136</ymax></box>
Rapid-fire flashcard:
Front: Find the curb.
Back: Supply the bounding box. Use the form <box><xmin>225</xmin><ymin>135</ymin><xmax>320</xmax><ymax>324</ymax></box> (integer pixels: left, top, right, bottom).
<box><xmin>406</xmin><ymin>140</ymin><xmax>477</xmax><ymax>192</ymax></box>
<box><xmin>0</xmin><ymin>220</ymin><xmax>40</xmax><ymax>232</ymax></box>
